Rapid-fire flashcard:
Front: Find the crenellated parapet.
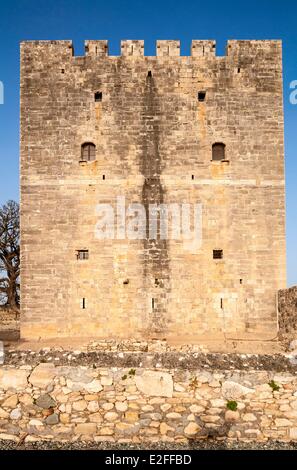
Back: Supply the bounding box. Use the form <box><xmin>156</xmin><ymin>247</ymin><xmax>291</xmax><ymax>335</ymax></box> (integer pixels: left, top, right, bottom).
<box><xmin>85</xmin><ymin>40</ymin><xmax>108</xmax><ymax>57</ymax></box>
<box><xmin>120</xmin><ymin>40</ymin><xmax>144</xmax><ymax>56</ymax></box>
<box><xmin>191</xmin><ymin>40</ymin><xmax>216</xmax><ymax>57</ymax></box>
<box><xmin>20</xmin><ymin>39</ymin><xmax>282</xmax><ymax>60</ymax></box>
<box><xmin>156</xmin><ymin>40</ymin><xmax>180</xmax><ymax>57</ymax></box>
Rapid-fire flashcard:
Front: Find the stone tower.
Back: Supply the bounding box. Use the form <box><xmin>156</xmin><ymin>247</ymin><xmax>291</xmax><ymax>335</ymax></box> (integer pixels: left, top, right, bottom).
<box><xmin>20</xmin><ymin>39</ymin><xmax>286</xmax><ymax>342</ymax></box>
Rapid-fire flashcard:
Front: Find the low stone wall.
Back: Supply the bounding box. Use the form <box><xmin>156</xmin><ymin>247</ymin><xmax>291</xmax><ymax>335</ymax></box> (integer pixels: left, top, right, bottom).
<box><xmin>0</xmin><ymin>307</ymin><xmax>20</xmax><ymax>342</ymax></box>
<box><xmin>1</xmin><ymin>359</ymin><xmax>297</xmax><ymax>444</ymax></box>
<box><xmin>278</xmin><ymin>286</ymin><xmax>297</xmax><ymax>339</ymax></box>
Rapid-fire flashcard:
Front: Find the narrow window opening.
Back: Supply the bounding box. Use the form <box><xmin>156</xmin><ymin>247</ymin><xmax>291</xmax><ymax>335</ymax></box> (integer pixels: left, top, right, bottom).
<box><xmin>102</xmin><ymin>175</ymin><xmax>105</xmax><ymax>180</ymax></box>
<box><xmin>220</xmin><ymin>298</ymin><xmax>223</xmax><ymax>309</ymax></box>
<box><xmin>81</xmin><ymin>143</ymin><xmax>96</xmax><ymax>162</ymax></box>
<box><xmin>240</xmin><ymin>279</ymin><xmax>243</xmax><ymax>284</ymax></box>
<box><xmin>77</xmin><ymin>249</ymin><xmax>89</xmax><ymax>260</ymax></box>
<box><xmin>212</xmin><ymin>143</ymin><xmax>226</xmax><ymax>161</ymax></box>
<box><xmin>152</xmin><ymin>298</ymin><xmax>155</xmax><ymax>310</ymax></box>
<box><xmin>82</xmin><ymin>298</ymin><xmax>86</xmax><ymax>309</ymax></box>
<box><xmin>61</xmin><ymin>69</ymin><xmax>65</xmax><ymax>74</ymax></box>
<box><xmin>147</xmin><ymin>71</ymin><xmax>152</xmax><ymax>77</ymax></box>
<box><xmin>198</xmin><ymin>91</ymin><xmax>206</xmax><ymax>102</ymax></box>
<box><xmin>191</xmin><ymin>175</ymin><xmax>195</xmax><ymax>180</ymax></box>
<box><xmin>237</xmin><ymin>67</ymin><xmax>241</xmax><ymax>73</ymax></box>
<box><xmin>213</xmin><ymin>249</ymin><xmax>223</xmax><ymax>260</ymax></box>
<box><xmin>95</xmin><ymin>91</ymin><xmax>102</xmax><ymax>102</ymax></box>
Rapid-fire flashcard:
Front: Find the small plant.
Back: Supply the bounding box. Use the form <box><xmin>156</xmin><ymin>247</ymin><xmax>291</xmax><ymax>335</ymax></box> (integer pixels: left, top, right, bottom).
<box><xmin>268</xmin><ymin>380</ymin><xmax>280</xmax><ymax>392</ymax></box>
<box><xmin>226</xmin><ymin>400</ymin><xmax>238</xmax><ymax>411</ymax></box>
<box><xmin>128</xmin><ymin>369</ymin><xmax>136</xmax><ymax>376</ymax></box>
<box><xmin>121</xmin><ymin>374</ymin><xmax>127</xmax><ymax>380</ymax></box>
<box><xmin>189</xmin><ymin>376</ymin><xmax>199</xmax><ymax>390</ymax></box>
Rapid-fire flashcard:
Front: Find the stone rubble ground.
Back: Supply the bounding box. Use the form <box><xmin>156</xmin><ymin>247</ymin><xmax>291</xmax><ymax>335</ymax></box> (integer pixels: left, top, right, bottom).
<box><xmin>1</xmin><ymin>439</ymin><xmax>297</xmax><ymax>451</ymax></box>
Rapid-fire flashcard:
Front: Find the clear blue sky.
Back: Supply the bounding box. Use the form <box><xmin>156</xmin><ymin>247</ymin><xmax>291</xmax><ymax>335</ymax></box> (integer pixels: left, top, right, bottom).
<box><xmin>0</xmin><ymin>0</ymin><xmax>296</xmax><ymax>285</ymax></box>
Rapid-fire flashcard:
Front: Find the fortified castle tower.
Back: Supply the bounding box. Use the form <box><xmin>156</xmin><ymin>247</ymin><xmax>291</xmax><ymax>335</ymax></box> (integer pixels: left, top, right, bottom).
<box><xmin>20</xmin><ymin>39</ymin><xmax>286</xmax><ymax>342</ymax></box>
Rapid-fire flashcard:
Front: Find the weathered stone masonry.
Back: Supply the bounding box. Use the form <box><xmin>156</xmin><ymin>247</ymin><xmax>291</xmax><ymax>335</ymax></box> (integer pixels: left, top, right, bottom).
<box><xmin>278</xmin><ymin>287</ymin><xmax>297</xmax><ymax>339</ymax></box>
<box><xmin>1</xmin><ymin>353</ymin><xmax>297</xmax><ymax>444</ymax></box>
<box><xmin>20</xmin><ymin>39</ymin><xmax>286</xmax><ymax>341</ymax></box>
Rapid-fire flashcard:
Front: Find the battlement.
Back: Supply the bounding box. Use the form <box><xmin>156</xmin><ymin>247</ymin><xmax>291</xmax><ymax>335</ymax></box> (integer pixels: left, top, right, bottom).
<box><xmin>20</xmin><ymin>39</ymin><xmax>282</xmax><ymax>58</ymax></box>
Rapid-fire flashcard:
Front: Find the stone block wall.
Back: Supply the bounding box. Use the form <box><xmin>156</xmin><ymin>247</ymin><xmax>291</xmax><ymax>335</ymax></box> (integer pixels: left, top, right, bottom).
<box><xmin>20</xmin><ymin>39</ymin><xmax>286</xmax><ymax>341</ymax></box>
<box><xmin>1</xmin><ymin>358</ymin><xmax>297</xmax><ymax>444</ymax></box>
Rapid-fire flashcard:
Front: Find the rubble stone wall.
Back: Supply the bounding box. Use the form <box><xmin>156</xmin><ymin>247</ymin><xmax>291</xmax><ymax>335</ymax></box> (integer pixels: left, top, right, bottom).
<box><xmin>278</xmin><ymin>286</ymin><xmax>297</xmax><ymax>338</ymax></box>
<box><xmin>1</xmin><ymin>359</ymin><xmax>297</xmax><ymax>444</ymax></box>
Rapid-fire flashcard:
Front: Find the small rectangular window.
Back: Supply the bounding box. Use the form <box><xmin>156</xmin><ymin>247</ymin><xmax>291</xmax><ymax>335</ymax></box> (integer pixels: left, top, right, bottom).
<box><xmin>81</xmin><ymin>298</ymin><xmax>86</xmax><ymax>309</ymax></box>
<box><xmin>198</xmin><ymin>91</ymin><xmax>206</xmax><ymax>102</ymax></box>
<box><xmin>95</xmin><ymin>92</ymin><xmax>102</xmax><ymax>102</ymax></box>
<box><xmin>212</xmin><ymin>143</ymin><xmax>226</xmax><ymax>161</ymax></box>
<box><xmin>77</xmin><ymin>250</ymin><xmax>89</xmax><ymax>260</ymax></box>
<box><xmin>213</xmin><ymin>249</ymin><xmax>223</xmax><ymax>260</ymax></box>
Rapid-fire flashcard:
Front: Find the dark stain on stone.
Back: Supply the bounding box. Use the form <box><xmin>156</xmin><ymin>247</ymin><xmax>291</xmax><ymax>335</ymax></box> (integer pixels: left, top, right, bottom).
<box><xmin>140</xmin><ymin>72</ymin><xmax>170</xmax><ymax>335</ymax></box>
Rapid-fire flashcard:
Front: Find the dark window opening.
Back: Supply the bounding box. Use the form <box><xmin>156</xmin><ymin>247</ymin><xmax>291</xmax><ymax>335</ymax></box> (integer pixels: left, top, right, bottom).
<box><xmin>155</xmin><ymin>278</ymin><xmax>160</xmax><ymax>286</ymax></box>
<box><xmin>77</xmin><ymin>250</ymin><xmax>89</xmax><ymax>260</ymax></box>
<box><xmin>123</xmin><ymin>279</ymin><xmax>129</xmax><ymax>285</ymax></box>
<box><xmin>82</xmin><ymin>298</ymin><xmax>86</xmax><ymax>309</ymax></box>
<box><xmin>213</xmin><ymin>249</ymin><xmax>223</xmax><ymax>260</ymax></box>
<box><xmin>102</xmin><ymin>175</ymin><xmax>105</xmax><ymax>180</ymax></box>
<box><xmin>81</xmin><ymin>143</ymin><xmax>96</xmax><ymax>162</ymax></box>
<box><xmin>61</xmin><ymin>69</ymin><xmax>65</xmax><ymax>74</ymax></box>
<box><xmin>212</xmin><ymin>143</ymin><xmax>226</xmax><ymax>161</ymax></box>
<box><xmin>240</xmin><ymin>279</ymin><xmax>243</xmax><ymax>284</ymax></box>
<box><xmin>220</xmin><ymin>298</ymin><xmax>223</xmax><ymax>309</ymax></box>
<box><xmin>95</xmin><ymin>91</ymin><xmax>102</xmax><ymax>102</ymax></box>
<box><xmin>198</xmin><ymin>91</ymin><xmax>206</xmax><ymax>102</ymax></box>
<box><xmin>147</xmin><ymin>71</ymin><xmax>152</xmax><ymax>77</ymax></box>
<box><xmin>238</xmin><ymin>67</ymin><xmax>241</xmax><ymax>73</ymax></box>
<box><xmin>152</xmin><ymin>298</ymin><xmax>155</xmax><ymax>310</ymax></box>
<box><xmin>192</xmin><ymin>175</ymin><xmax>195</xmax><ymax>180</ymax></box>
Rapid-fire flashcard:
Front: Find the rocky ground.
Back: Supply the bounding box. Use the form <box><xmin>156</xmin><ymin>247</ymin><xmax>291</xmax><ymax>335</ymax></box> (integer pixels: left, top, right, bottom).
<box><xmin>3</xmin><ymin>346</ymin><xmax>297</xmax><ymax>371</ymax></box>
<box><xmin>0</xmin><ymin>439</ymin><xmax>297</xmax><ymax>450</ymax></box>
